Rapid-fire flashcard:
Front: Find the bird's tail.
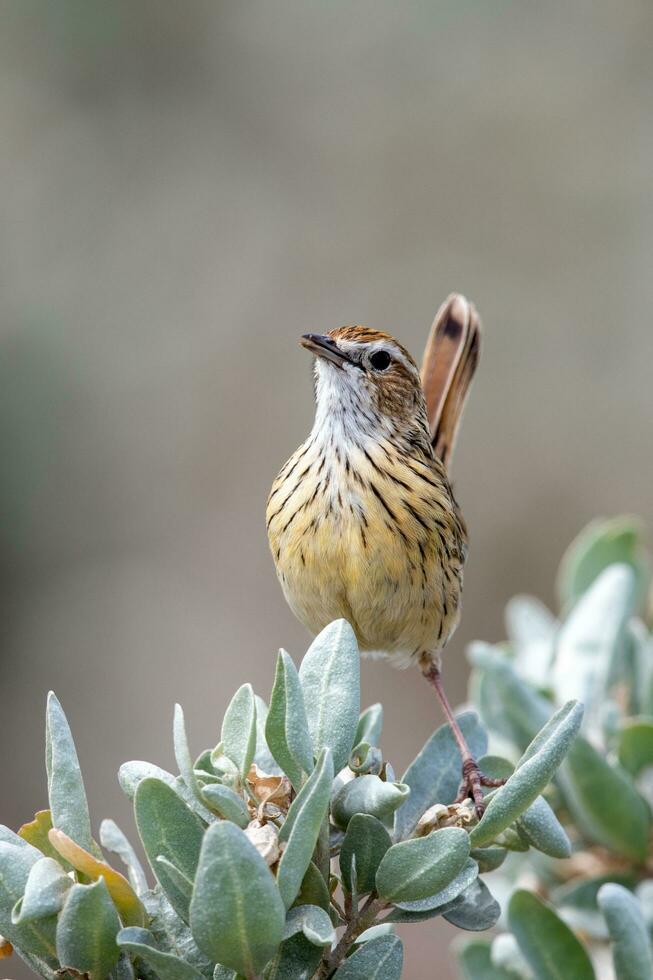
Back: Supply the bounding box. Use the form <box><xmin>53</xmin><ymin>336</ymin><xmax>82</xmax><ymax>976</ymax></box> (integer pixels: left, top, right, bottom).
<box><xmin>420</xmin><ymin>293</ymin><xmax>481</xmax><ymax>471</ymax></box>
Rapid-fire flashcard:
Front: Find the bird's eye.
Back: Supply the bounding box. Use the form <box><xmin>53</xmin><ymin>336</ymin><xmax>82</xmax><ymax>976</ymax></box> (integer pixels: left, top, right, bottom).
<box><xmin>369</xmin><ymin>350</ymin><xmax>391</xmax><ymax>371</ymax></box>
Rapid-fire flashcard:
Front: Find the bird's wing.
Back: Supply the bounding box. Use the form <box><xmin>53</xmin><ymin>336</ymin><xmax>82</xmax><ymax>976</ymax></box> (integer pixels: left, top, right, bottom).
<box><xmin>420</xmin><ymin>293</ymin><xmax>481</xmax><ymax>471</ymax></box>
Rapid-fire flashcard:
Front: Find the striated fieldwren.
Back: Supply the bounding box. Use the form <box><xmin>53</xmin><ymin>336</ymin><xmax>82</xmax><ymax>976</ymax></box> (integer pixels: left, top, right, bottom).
<box><xmin>267</xmin><ymin>294</ymin><xmax>501</xmax><ymax>813</ymax></box>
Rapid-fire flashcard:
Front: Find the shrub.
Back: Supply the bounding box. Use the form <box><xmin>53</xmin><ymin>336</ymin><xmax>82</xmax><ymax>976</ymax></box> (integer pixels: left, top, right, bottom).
<box><xmin>460</xmin><ymin>517</ymin><xmax>653</xmax><ymax>980</ymax></box>
<box><xmin>0</xmin><ymin>618</ymin><xmax>582</xmax><ymax>978</ymax></box>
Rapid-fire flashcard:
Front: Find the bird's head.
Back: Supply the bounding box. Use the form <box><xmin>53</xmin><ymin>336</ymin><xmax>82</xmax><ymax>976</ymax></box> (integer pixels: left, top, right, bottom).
<box><xmin>300</xmin><ymin>326</ymin><xmax>431</xmax><ymax>451</ymax></box>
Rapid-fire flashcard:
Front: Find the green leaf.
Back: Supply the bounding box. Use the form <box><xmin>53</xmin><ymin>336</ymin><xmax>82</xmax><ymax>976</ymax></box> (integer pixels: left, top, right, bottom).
<box><xmin>11</xmin><ymin>857</ymin><xmax>71</xmax><ymax>924</ymax></box>
<box><xmin>333</xmin><ymin>934</ymin><xmax>403</xmax><ymax>978</ymax></box>
<box><xmin>505</xmin><ymin>594</ymin><xmax>557</xmax><ymax>689</ymax></box>
<box><xmin>561</xmin><ymin>735</ymin><xmax>650</xmax><ymax>861</ymax></box>
<box><xmin>459</xmin><ymin>939</ymin><xmax>515</xmax><ymax>980</ymax></box>
<box><xmin>174</xmin><ymin>705</ymin><xmax>211</xmax><ymax>822</ymax></box>
<box><xmin>283</xmin><ymin>905</ymin><xmax>335</xmax><ymax>946</ymax></box>
<box><xmin>100</xmin><ymin>818</ymin><xmax>149</xmax><ymax>897</ymax></box>
<box><xmin>619</xmin><ymin>718</ymin><xmax>653</xmax><ymax>776</ymax></box>
<box><xmin>598</xmin><ymin>883</ymin><xmax>653</xmax><ymax>980</ymax></box>
<box><xmin>340</xmin><ymin>814</ymin><xmax>392</xmax><ymax>894</ymax></box>
<box><xmin>491</xmin><ymin>934</ymin><xmax>533</xmax><ymax>978</ymax></box>
<box><xmin>557</xmin><ymin>515</ymin><xmax>649</xmax><ymax>608</ymax></box>
<box><xmin>294</xmin><ymin>860</ymin><xmax>331</xmax><ymax>912</ymax></box>
<box><xmin>553</xmin><ymin>565</ymin><xmax>636</xmax><ymax>735</ymax></box>
<box><xmin>442</xmin><ymin>878</ymin><xmax>500</xmax><ymax>931</ymax></box>
<box><xmin>0</xmin><ymin>840</ymin><xmax>59</xmax><ymax>972</ymax></box>
<box><xmin>376</xmin><ymin>826</ymin><xmax>470</xmax><ymax>903</ymax></box>
<box><xmin>134</xmin><ymin>777</ymin><xmax>205</xmax><ymax>922</ymax></box>
<box><xmin>56</xmin><ymin>879</ymin><xmax>120</xmax><ymax>979</ymax></box>
<box><xmin>394</xmin><ymin>711</ymin><xmax>487</xmax><ymax>839</ymax></box>
<box><xmin>45</xmin><ymin>692</ymin><xmax>97</xmax><ymax>855</ymax></box>
<box><xmin>263</xmin><ymin>932</ymin><xmax>322</xmax><ymax>979</ymax></box>
<box><xmin>117</xmin><ymin>926</ymin><xmax>205</xmax><ymax>980</ymax></box>
<box><xmin>468</xmin><ymin>644</ymin><xmax>552</xmax><ymax>751</ymax></box>
<box><xmin>222</xmin><ymin>683</ymin><xmax>257</xmax><ymax>779</ymax></box>
<box><xmin>332</xmin><ymin>775</ymin><xmax>410</xmax><ymax>831</ymax></box>
<box><xmin>470</xmin><ymin>700</ymin><xmax>583</xmax><ymax>848</ymax></box>
<box><xmin>200</xmin><ymin>783</ymin><xmax>250</xmax><ymax>827</ymax></box>
<box><xmin>254</xmin><ymin>695</ymin><xmax>283</xmax><ymax>775</ymax></box>
<box><xmin>277</xmin><ymin>748</ymin><xmax>333</xmax><ymax>908</ymax></box>
<box><xmin>266</xmin><ymin>650</ymin><xmax>314</xmax><ymax>789</ymax></box>
<box><xmin>508</xmin><ymin>889</ymin><xmax>595</xmax><ymax>980</ymax></box>
<box><xmin>189</xmin><ymin>821</ymin><xmax>285</xmax><ymax>976</ymax></box>
<box><xmin>299</xmin><ymin>619</ymin><xmax>360</xmax><ymax>774</ymax></box>
<box><xmin>516</xmin><ymin>795</ymin><xmax>571</xmax><ymax>858</ymax></box>
<box><xmin>393</xmin><ymin>858</ymin><xmax>478</xmax><ymax>913</ymax></box>
<box><xmin>470</xmin><ymin>846</ymin><xmax>507</xmax><ymax>873</ymax></box>
<box><xmin>355</xmin><ymin>704</ymin><xmax>383</xmax><ymax>748</ymax></box>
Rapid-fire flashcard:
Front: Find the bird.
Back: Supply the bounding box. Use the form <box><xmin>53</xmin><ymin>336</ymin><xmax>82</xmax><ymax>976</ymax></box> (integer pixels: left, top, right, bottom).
<box><xmin>266</xmin><ymin>294</ymin><xmax>501</xmax><ymax>813</ymax></box>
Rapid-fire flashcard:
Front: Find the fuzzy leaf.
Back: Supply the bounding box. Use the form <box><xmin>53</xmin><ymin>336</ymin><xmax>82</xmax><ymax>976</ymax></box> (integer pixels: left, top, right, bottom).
<box><xmin>470</xmin><ymin>846</ymin><xmax>507</xmax><ymax>873</ymax></box>
<box><xmin>56</xmin><ymin>878</ymin><xmax>120</xmax><ymax>979</ymax></box>
<box><xmin>277</xmin><ymin>748</ymin><xmax>333</xmax><ymax>908</ymax></box>
<box><xmin>100</xmin><ymin>818</ymin><xmax>149</xmax><ymax>897</ymax></box>
<box><xmin>333</xmin><ymin>775</ymin><xmax>410</xmax><ymax>831</ymax></box>
<box><xmin>393</xmin><ymin>858</ymin><xmax>478</xmax><ymax>913</ymax></box>
<box><xmin>333</xmin><ymin>934</ymin><xmax>403</xmax><ymax>978</ymax></box>
<box><xmin>340</xmin><ymin>814</ymin><xmax>392</xmax><ymax>894</ymax></box>
<box><xmin>618</xmin><ymin>718</ymin><xmax>653</xmax><ymax>776</ymax></box>
<box><xmin>376</xmin><ymin>826</ymin><xmax>470</xmax><ymax>903</ymax></box>
<box><xmin>394</xmin><ymin>711</ymin><xmax>487</xmax><ymax>839</ymax></box>
<box><xmin>459</xmin><ymin>939</ymin><xmax>515</xmax><ymax>980</ymax></box>
<box><xmin>442</xmin><ymin>878</ymin><xmax>500</xmax><ymax>931</ymax></box>
<box><xmin>516</xmin><ymin>795</ymin><xmax>571</xmax><ymax>858</ymax></box>
<box><xmin>222</xmin><ymin>683</ymin><xmax>257</xmax><ymax>778</ymax></box>
<box><xmin>17</xmin><ymin>811</ymin><xmax>61</xmax><ymax>864</ymax></box>
<box><xmin>174</xmin><ymin>704</ymin><xmax>204</xmax><ymax>806</ymax></box>
<box><xmin>561</xmin><ymin>735</ymin><xmax>650</xmax><ymax>861</ymax></box>
<box><xmin>355</xmin><ymin>704</ymin><xmax>383</xmax><ymax>748</ymax></box>
<box><xmin>11</xmin><ymin>857</ymin><xmax>71</xmax><ymax>924</ymax></box>
<box><xmin>557</xmin><ymin>515</ymin><xmax>648</xmax><ymax>608</ymax></box>
<box><xmin>48</xmin><ymin>828</ymin><xmax>146</xmax><ymax>926</ymax></box>
<box><xmin>118</xmin><ymin>926</ymin><xmax>205</xmax><ymax>979</ymax></box>
<box><xmin>134</xmin><ymin>777</ymin><xmax>204</xmax><ymax>922</ymax></box>
<box><xmin>0</xmin><ymin>839</ymin><xmax>59</xmax><ymax>971</ymax></box>
<box><xmin>553</xmin><ymin>565</ymin><xmax>636</xmax><ymax>735</ymax></box>
<box><xmin>266</xmin><ymin>650</ymin><xmax>314</xmax><ymax>789</ymax></box>
<box><xmin>254</xmin><ymin>695</ymin><xmax>283</xmax><ymax>775</ymax></box>
<box><xmin>200</xmin><ymin>783</ymin><xmax>250</xmax><ymax>827</ymax></box>
<box><xmin>508</xmin><ymin>889</ymin><xmax>595</xmax><ymax>979</ymax></box>
<box><xmin>598</xmin><ymin>883</ymin><xmax>653</xmax><ymax>980</ymax></box>
<box><xmin>189</xmin><ymin>821</ymin><xmax>285</xmax><ymax>975</ymax></box>
<box><xmin>470</xmin><ymin>700</ymin><xmax>583</xmax><ymax>848</ymax></box>
<box><xmin>299</xmin><ymin>619</ymin><xmax>360</xmax><ymax>774</ymax></box>
<box><xmin>283</xmin><ymin>905</ymin><xmax>335</xmax><ymax>946</ymax></box>
<box><xmin>45</xmin><ymin>692</ymin><xmax>97</xmax><ymax>855</ymax></box>
<box><xmin>505</xmin><ymin>594</ymin><xmax>558</xmax><ymax>689</ymax></box>
<box><xmin>263</xmin><ymin>932</ymin><xmax>322</xmax><ymax>979</ymax></box>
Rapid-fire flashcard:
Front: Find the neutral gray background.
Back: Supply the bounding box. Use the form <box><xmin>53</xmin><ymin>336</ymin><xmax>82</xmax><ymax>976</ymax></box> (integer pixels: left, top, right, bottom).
<box><xmin>1</xmin><ymin>2</ymin><xmax>652</xmax><ymax>977</ymax></box>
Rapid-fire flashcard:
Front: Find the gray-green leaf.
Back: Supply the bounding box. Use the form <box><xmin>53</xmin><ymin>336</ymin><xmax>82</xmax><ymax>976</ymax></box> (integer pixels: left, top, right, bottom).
<box><xmin>561</xmin><ymin>734</ymin><xmax>650</xmax><ymax>861</ymax></box>
<box><xmin>56</xmin><ymin>879</ymin><xmax>120</xmax><ymax>979</ymax></box>
<box><xmin>333</xmin><ymin>934</ymin><xmax>403</xmax><ymax>979</ymax></box>
<box><xmin>459</xmin><ymin>939</ymin><xmax>515</xmax><ymax>980</ymax></box>
<box><xmin>376</xmin><ymin>826</ymin><xmax>470</xmax><ymax>903</ymax></box>
<box><xmin>299</xmin><ymin>619</ymin><xmax>360</xmax><ymax>774</ymax></box>
<box><xmin>598</xmin><ymin>883</ymin><xmax>653</xmax><ymax>980</ymax></box>
<box><xmin>354</xmin><ymin>704</ymin><xmax>383</xmax><ymax>748</ymax></box>
<box><xmin>516</xmin><ymin>795</ymin><xmax>571</xmax><ymax>858</ymax></box>
<box><xmin>200</xmin><ymin>783</ymin><xmax>250</xmax><ymax>828</ymax></box>
<box><xmin>117</xmin><ymin>926</ymin><xmax>205</xmax><ymax>980</ymax></box>
<box><xmin>222</xmin><ymin>683</ymin><xmax>257</xmax><ymax>778</ymax></box>
<box><xmin>45</xmin><ymin>692</ymin><xmax>97</xmax><ymax>855</ymax></box>
<box><xmin>277</xmin><ymin>748</ymin><xmax>333</xmax><ymax>908</ymax></box>
<box><xmin>340</xmin><ymin>814</ymin><xmax>392</xmax><ymax>894</ymax></box>
<box><xmin>333</xmin><ymin>775</ymin><xmax>410</xmax><ymax>831</ymax></box>
<box><xmin>100</xmin><ymin>819</ymin><xmax>148</xmax><ymax>896</ymax></box>
<box><xmin>11</xmin><ymin>857</ymin><xmax>71</xmax><ymax>924</ymax></box>
<box><xmin>134</xmin><ymin>777</ymin><xmax>205</xmax><ymax>922</ymax></box>
<box><xmin>394</xmin><ymin>710</ymin><xmax>487</xmax><ymax>839</ymax></box>
<box><xmin>442</xmin><ymin>878</ymin><xmax>500</xmax><ymax>931</ymax></box>
<box><xmin>508</xmin><ymin>889</ymin><xmax>595</xmax><ymax>980</ymax></box>
<box><xmin>283</xmin><ymin>905</ymin><xmax>335</xmax><ymax>947</ymax></box>
<box><xmin>470</xmin><ymin>700</ymin><xmax>583</xmax><ymax>848</ymax></box>
<box><xmin>189</xmin><ymin>821</ymin><xmax>285</xmax><ymax>976</ymax></box>
<box><xmin>266</xmin><ymin>650</ymin><xmax>314</xmax><ymax>789</ymax></box>
<box><xmin>0</xmin><ymin>840</ymin><xmax>59</xmax><ymax>971</ymax></box>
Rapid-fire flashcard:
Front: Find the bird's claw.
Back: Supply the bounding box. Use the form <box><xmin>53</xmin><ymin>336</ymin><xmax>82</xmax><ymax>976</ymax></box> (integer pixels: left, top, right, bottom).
<box><xmin>454</xmin><ymin>758</ymin><xmax>507</xmax><ymax>818</ymax></box>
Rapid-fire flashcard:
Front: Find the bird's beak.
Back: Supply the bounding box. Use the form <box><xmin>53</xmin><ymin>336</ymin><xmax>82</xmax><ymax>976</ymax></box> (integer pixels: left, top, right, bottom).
<box><xmin>300</xmin><ymin>333</ymin><xmax>353</xmax><ymax>367</ymax></box>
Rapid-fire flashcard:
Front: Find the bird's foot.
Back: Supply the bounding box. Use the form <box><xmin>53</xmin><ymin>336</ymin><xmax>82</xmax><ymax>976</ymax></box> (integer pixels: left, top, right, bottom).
<box><xmin>455</xmin><ymin>758</ymin><xmax>507</xmax><ymax>819</ymax></box>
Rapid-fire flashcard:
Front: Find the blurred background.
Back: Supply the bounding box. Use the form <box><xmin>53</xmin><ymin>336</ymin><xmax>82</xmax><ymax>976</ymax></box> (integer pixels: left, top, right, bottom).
<box><xmin>1</xmin><ymin>1</ymin><xmax>652</xmax><ymax>976</ymax></box>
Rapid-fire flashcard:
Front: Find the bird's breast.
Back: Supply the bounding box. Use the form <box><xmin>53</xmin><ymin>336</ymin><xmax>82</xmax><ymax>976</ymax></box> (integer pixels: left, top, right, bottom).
<box><xmin>267</xmin><ymin>438</ymin><xmax>466</xmax><ymax>665</ymax></box>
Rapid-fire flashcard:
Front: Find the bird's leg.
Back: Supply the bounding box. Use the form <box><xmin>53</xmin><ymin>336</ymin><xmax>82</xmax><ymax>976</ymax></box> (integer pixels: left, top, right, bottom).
<box><xmin>421</xmin><ymin>659</ymin><xmax>505</xmax><ymax>818</ymax></box>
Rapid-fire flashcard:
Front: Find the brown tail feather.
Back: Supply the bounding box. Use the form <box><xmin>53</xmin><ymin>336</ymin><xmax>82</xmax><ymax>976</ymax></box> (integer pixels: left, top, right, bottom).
<box><xmin>420</xmin><ymin>293</ymin><xmax>481</xmax><ymax>470</ymax></box>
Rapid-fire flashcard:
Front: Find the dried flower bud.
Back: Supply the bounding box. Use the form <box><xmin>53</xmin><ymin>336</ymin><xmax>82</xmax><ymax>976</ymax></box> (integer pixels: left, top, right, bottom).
<box><xmin>245</xmin><ymin>819</ymin><xmax>282</xmax><ymax>868</ymax></box>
